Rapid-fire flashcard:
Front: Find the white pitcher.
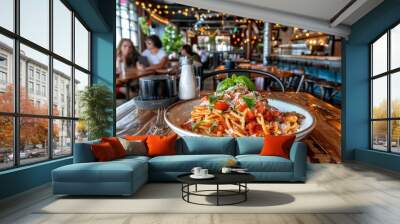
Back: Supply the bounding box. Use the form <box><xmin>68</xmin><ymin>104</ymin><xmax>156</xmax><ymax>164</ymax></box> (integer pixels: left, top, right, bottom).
<box><xmin>178</xmin><ymin>56</ymin><xmax>196</xmax><ymax>100</ymax></box>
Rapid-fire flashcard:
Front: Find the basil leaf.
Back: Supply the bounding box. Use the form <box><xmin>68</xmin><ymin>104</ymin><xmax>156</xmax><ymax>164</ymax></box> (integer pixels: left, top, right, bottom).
<box><xmin>208</xmin><ymin>95</ymin><xmax>219</xmax><ymax>105</ymax></box>
<box><xmin>191</xmin><ymin>120</ymin><xmax>203</xmax><ymax>130</ymax></box>
<box><xmin>242</xmin><ymin>96</ymin><xmax>256</xmax><ymax>109</ymax></box>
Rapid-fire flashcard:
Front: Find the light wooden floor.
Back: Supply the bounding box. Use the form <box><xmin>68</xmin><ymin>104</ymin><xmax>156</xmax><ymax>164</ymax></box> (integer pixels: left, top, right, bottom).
<box><xmin>1</xmin><ymin>163</ymin><xmax>400</xmax><ymax>224</ymax></box>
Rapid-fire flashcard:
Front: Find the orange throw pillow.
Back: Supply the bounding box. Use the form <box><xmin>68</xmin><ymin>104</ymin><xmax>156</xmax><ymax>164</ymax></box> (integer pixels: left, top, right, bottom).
<box><xmin>124</xmin><ymin>135</ymin><xmax>148</xmax><ymax>141</ymax></box>
<box><xmin>260</xmin><ymin>134</ymin><xmax>296</xmax><ymax>159</ymax></box>
<box><xmin>91</xmin><ymin>142</ymin><xmax>117</xmax><ymax>162</ymax></box>
<box><xmin>146</xmin><ymin>134</ymin><xmax>177</xmax><ymax>157</ymax></box>
<box><xmin>101</xmin><ymin>137</ymin><xmax>126</xmax><ymax>158</ymax></box>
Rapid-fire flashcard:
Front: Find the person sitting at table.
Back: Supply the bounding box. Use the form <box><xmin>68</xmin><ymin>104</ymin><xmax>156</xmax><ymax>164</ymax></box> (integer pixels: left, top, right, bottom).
<box><xmin>138</xmin><ymin>35</ymin><xmax>169</xmax><ymax>72</ymax></box>
<box><xmin>116</xmin><ymin>38</ymin><xmax>140</xmax><ymax>99</ymax></box>
<box><xmin>180</xmin><ymin>44</ymin><xmax>202</xmax><ymax>67</ymax></box>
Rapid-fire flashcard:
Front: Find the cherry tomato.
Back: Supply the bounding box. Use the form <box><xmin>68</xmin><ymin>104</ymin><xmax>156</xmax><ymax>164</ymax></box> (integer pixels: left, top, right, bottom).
<box><xmin>255</xmin><ymin>102</ymin><xmax>266</xmax><ymax>114</ymax></box>
<box><xmin>263</xmin><ymin>111</ymin><xmax>270</xmax><ymax>121</ymax></box>
<box><xmin>246</xmin><ymin>110</ymin><xmax>256</xmax><ymax>120</ymax></box>
<box><xmin>237</xmin><ymin>104</ymin><xmax>248</xmax><ymax>112</ymax></box>
<box><xmin>214</xmin><ymin>101</ymin><xmax>230</xmax><ymax>111</ymax></box>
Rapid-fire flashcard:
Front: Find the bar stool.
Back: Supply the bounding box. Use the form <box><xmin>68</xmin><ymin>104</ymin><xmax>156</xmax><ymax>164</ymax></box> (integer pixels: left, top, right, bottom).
<box><xmin>303</xmin><ymin>75</ymin><xmax>317</xmax><ymax>94</ymax></box>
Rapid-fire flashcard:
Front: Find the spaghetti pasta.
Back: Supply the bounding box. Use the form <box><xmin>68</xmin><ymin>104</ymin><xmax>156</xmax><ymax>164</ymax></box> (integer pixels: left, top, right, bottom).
<box><xmin>181</xmin><ymin>82</ymin><xmax>305</xmax><ymax>137</ymax></box>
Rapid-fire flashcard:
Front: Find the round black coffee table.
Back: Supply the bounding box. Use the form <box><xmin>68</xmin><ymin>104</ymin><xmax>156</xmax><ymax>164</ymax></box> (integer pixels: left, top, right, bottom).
<box><xmin>177</xmin><ymin>173</ymin><xmax>255</xmax><ymax>206</ymax></box>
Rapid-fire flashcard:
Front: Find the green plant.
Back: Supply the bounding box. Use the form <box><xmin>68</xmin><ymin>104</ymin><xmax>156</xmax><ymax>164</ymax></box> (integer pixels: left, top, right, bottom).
<box><xmin>139</xmin><ymin>17</ymin><xmax>151</xmax><ymax>36</ymax></box>
<box><xmin>79</xmin><ymin>84</ymin><xmax>113</xmax><ymax>140</ymax></box>
<box><xmin>161</xmin><ymin>24</ymin><xmax>184</xmax><ymax>54</ymax></box>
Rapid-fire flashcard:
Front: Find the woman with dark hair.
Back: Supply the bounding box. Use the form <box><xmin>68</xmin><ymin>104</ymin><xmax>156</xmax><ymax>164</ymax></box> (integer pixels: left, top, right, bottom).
<box><xmin>116</xmin><ymin>38</ymin><xmax>140</xmax><ymax>75</ymax></box>
<box><xmin>116</xmin><ymin>38</ymin><xmax>141</xmax><ymax>99</ymax></box>
<box><xmin>138</xmin><ymin>35</ymin><xmax>168</xmax><ymax>72</ymax></box>
<box><xmin>181</xmin><ymin>44</ymin><xmax>201</xmax><ymax>66</ymax></box>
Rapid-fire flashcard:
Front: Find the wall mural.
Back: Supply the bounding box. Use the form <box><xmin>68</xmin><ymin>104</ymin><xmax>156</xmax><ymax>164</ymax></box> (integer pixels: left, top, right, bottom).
<box><xmin>114</xmin><ymin>0</ymin><xmax>342</xmax><ymax>163</ymax></box>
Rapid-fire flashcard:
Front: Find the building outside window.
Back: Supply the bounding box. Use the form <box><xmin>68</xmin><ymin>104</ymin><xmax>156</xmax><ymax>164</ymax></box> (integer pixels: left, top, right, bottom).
<box><xmin>0</xmin><ymin>0</ymin><xmax>91</xmax><ymax>170</ymax></box>
<box><xmin>371</xmin><ymin>22</ymin><xmax>400</xmax><ymax>154</ymax></box>
<box><xmin>28</xmin><ymin>66</ymin><xmax>34</xmax><ymax>80</ymax></box>
<box><xmin>0</xmin><ymin>54</ymin><xmax>7</xmax><ymax>90</ymax></box>
<box><xmin>28</xmin><ymin>81</ymin><xmax>34</xmax><ymax>94</ymax></box>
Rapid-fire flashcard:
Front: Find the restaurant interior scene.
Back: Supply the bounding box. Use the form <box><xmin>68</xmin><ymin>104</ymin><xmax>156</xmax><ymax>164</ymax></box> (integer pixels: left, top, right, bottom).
<box><xmin>1</xmin><ymin>0</ymin><xmax>400</xmax><ymax>224</ymax></box>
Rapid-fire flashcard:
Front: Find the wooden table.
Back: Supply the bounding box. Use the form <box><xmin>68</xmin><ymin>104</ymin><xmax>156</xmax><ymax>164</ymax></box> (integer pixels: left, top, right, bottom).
<box><xmin>117</xmin><ymin>67</ymin><xmax>178</xmax><ymax>99</ymax></box>
<box><xmin>119</xmin><ymin>91</ymin><xmax>341</xmax><ymax>163</ymax></box>
<box><xmin>267</xmin><ymin>92</ymin><xmax>341</xmax><ymax>163</ymax></box>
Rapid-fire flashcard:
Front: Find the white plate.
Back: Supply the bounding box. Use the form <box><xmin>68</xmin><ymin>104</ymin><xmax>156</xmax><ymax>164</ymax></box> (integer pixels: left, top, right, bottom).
<box><xmin>165</xmin><ymin>98</ymin><xmax>316</xmax><ymax>141</ymax></box>
<box><xmin>190</xmin><ymin>174</ymin><xmax>215</xmax><ymax>179</ymax></box>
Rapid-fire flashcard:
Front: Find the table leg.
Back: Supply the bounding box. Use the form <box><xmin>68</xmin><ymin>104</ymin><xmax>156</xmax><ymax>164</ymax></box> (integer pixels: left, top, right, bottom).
<box><xmin>187</xmin><ymin>184</ymin><xmax>190</xmax><ymax>202</ymax></box>
<box><xmin>125</xmin><ymin>82</ymin><xmax>130</xmax><ymax>100</ymax></box>
<box><xmin>245</xmin><ymin>183</ymin><xmax>248</xmax><ymax>201</ymax></box>
<box><xmin>195</xmin><ymin>184</ymin><xmax>198</xmax><ymax>192</ymax></box>
<box><xmin>216</xmin><ymin>184</ymin><xmax>219</xmax><ymax>206</ymax></box>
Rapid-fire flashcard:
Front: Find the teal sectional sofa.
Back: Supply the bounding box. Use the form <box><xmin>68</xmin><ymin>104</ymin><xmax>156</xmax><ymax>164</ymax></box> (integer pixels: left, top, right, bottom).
<box><xmin>52</xmin><ymin>137</ymin><xmax>307</xmax><ymax>196</ymax></box>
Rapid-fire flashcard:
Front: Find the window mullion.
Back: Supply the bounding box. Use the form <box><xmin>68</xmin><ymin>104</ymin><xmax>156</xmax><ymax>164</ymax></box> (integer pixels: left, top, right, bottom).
<box><xmin>13</xmin><ymin>0</ymin><xmax>21</xmax><ymax>167</ymax></box>
<box><xmin>388</xmin><ymin>29</ymin><xmax>392</xmax><ymax>153</ymax></box>
<box><xmin>71</xmin><ymin>10</ymin><xmax>76</xmax><ymax>156</ymax></box>
<box><xmin>49</xmin><ymin>0</ymin><xmax>54</xmax><ymax>160</ymax></box>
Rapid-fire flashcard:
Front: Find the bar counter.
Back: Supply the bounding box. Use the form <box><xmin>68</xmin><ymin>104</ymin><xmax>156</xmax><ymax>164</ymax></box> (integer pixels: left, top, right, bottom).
<box><xmin>273</xmin><ymin>55</ymin><xmax>341</xmax><ymax>69</ymax></box>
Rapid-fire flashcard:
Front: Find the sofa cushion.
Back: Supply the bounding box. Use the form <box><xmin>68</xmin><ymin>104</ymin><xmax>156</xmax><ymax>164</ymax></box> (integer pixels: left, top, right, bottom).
<box><xmin>101</xmin><ymin>137</ymin><xmax>127</xmax><ymax>158</ymax></box>
<box><xmin>236</xmin><ymin>155</ymin><xmax>293</xmax><ymax>172</ymax></box>
<box><xmin>180</xmin><ymin>137</ymin><xmax>235</xmax><ymax>155</ymax></box>
<box><xmin>260</xmin><ymin>134</ymin><xmax>295</xmax><ymax>159</ymax></box>
<box><xmin>73</xmin><ymin>140</ymin><xmax>100</xmax><ymax>163</ymax></box>
<box><xmin>236</xmin><ymin>137</ymin><xmax>263</xmax><ymax>155</ymax></box>
<box><xmin>149</xmin><ymin>154</ymin><xmax>235</xmax><ymax>172</ymax></box>
<box><xmin>91</xmin><ymin>142</ymin><xmax>118</xmax><ymax>162</ymax></box>
<box><xmin>53</xmin><ymin>158</ymin><xmax>147</xmax><ymax>183</ymax></box>
<box><xmin>147</xmin><ymin>134</ymin><xmax>178</xmax><ymax>157</ymax></box>
<box><xmin>118</xmin><ymin>138</ymin><xmax>147</xmax><ymax>156</ymax></box>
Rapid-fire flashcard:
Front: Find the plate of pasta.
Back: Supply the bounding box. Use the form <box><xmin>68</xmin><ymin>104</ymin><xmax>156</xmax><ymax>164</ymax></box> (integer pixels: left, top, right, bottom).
<box><xmin>165</xmin><ymin>76</ymin><xmax>316</xmax><ymax>140</ymax></box>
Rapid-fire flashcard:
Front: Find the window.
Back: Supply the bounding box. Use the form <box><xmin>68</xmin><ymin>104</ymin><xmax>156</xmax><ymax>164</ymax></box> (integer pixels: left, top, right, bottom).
<box><xmin>0</xmin><ymin>0</ymin><xmax>14</xmax><ymax>32</ymax></box>
<box><xmin>370</xmin><ymin>23</ymin><xmax>400</xmax><ymax>154</ymax></box>
<box><xmin>0</xmin><ymin>72</ymin><xmax>7</xmax><ymax>85</ymax></box>
<box><xmin>0</xmin><ymin>35</ymin><xmax>13</xmax><ymax>113</ymax></box>
<box><xmin>42</xmin><ymin>85</ymin><xmax>46</xmax><ymax>97</ymax></box>
<box><xmin>74</xmin><ymin>18</ymin><xmax>90</xmax><ymax>70</ymax></box>
<box><xmin>116</xmin><ymin>0</ymin><xmax>139</xmax><ymax>47</ymax></box>
<box><xmin>28</xmin><ymin>81</ymin><xmax>34</xmax><ymax>94</ymax></box>
<box><xmin>53</xmin><ymin>59</ymin><xmax>72</xmax><ymax>117</ymax></box>
<box><xmin>0</xmin><ymin>0</ymin><xmax>91</xmax><ymax>170</ymax></box>
<box><xmin>28</xmin><ymin>67</ymin><xmax>34</xmax><ymax>80</ymax></box>
<box><xmin>20</xmin><ymin>0</ymin><xmax>49</xmax><ymax>48</ymax></box>
<box><xmin>53</xmin><ymin>0</ymin><xmax>72</xmax><ymax>60</ymax></box>
<box><xmin>36</xmin><ymin>84</ymin><xmax>41</xmax><ymax>95</ymax></box>
<box><xmin>35</xmin><ymin>70</ymin><xmax>41</xmax><ymax>81</ymax></box>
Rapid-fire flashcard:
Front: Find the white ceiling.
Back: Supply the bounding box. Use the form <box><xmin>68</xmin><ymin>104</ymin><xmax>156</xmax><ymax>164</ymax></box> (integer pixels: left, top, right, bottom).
<box><xmin>173</xmin><ymin>0</ymin><xmax>384</xmax><ymax>37</ymax></box>
<box><xmin>226</xmin><ymin>0</ymin><xmax>352</xmax><ymax>22</ymax></box>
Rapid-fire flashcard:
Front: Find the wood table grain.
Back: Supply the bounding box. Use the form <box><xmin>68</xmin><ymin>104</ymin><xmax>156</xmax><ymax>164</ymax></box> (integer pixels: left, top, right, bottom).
<box><xmin>119</xmin><ymin>91</ymin><xmax>341</xmax><ymax>163</ymax></box>
<box><xmin>267</xmin><ymin>92</ymin><xmax>341</xmax><ymax>163</ymax></box>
